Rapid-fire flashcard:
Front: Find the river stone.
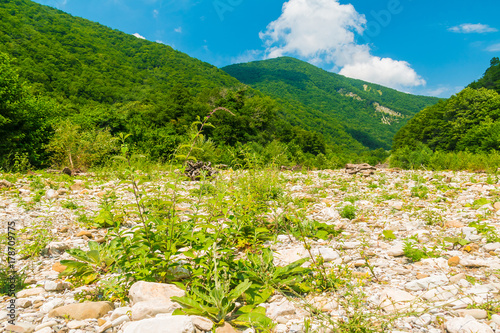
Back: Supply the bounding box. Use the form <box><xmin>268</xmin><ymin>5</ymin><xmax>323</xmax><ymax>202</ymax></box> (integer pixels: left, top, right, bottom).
<box><xmin>445</xmin><ymin>315</ymin><xmax>493</xmax><ymax>333</ymax></box>
<box><xmin>131</xmin><ymin>300</ymin><xmax>181</xmax><ymax>321</ymax></box>
<box><xmin>457</xmin><ymin>309</ymin><xmax>488</xmax><ymax>319</ymax></box>
<box><xmin>191</xmin><ymin>316</ymin><xmax>213</xmax><ymax>331</ymax></box>
<box><xmin>110</xmin><ymin>307</ymin><xmax>131</xmax><ymax>321</ymax></box>
<box><xmin>122</xmin><ymin>316</ymin><xmax>194</xmax><ymax>333</ymax></box>
<box><xmin>387</xmin><ymin>243</ymin><xmax>404</xmax><ymax>257</ymax></box>
<box><xmin>128</xmin><ymin>281</ymin><xmax>185</xmax><ymax>305</ymax></box>
<box><xmin>378</xmin><ymin>288</ymin><xmax>416</xmax><ymax>313</ymax></box>
<box><xmin>48</xmin><ymin>301</ymin><xmax>114</xmax><ymax>320</ymax></box>
<box><xmin>404</xmin><ymin>275</ymin><xmax>448</xmax><ymax>291</ymax></box>
<box><xmin>215</xmin><ymin>323</ymin><xmax>238</xmax><ymax>333</ymax></box>
<box><xmin>17</xmin><ymin>287</ymin><xmax>45</xmax><ymax>298</ymax></box>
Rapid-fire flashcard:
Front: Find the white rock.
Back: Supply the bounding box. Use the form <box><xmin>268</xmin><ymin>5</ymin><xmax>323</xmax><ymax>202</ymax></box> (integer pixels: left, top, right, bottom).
<box><xmin>123</xmin><ymin>316</ymin><xmax>194</xmax><ymax>333</ymax></box>
<box><xmin>484</xmin><ymin>243</ymin><xmax>500</xmax><ymax>252</ymax></box>
<box><xmin>378</xmin><ymin>288</ymin><xmax>416</xmax><ymax>313</ymax></box>
<box><xmin>311</xmin><ymin>247</ymin><xmax>339</xmax><ymax>262</ymax></box>
<box><xmin>445</xmin><ymin>315</ymin><xmax>493</xmax><ymax>333</ymax></box>
<box><xmin>46</xmin><ymin>242</ymin><xmax>70</xmax><ymax>255</ymax></box>
<box><xmin>319</xmin><ymin>206</ymin><xmax>340</xmax><ymax>220</ymax></box>
<box><xmin>44</xmin><ymin>280</ymin><xmax>68</xmax><ymax>292</ymax></box>
<box><xmin>404</xmin><ymin>275</ymin><xmax>448</xmax><ymax>291</ymax></box>
<box><xmin>128</xmin><ymin>281</ymin><xmax>185</xmax><ymax>305</ymax></box>
<box><xmin>131</xmin><ymin>301</ymin><xmax>181</xmax><ymax>321</ymax></box>
<box><xmin>0</xmin><ymin>310</ymin><xmax>7</xmax><ymax>320</ymax></box>
<box><xmin>34</xmin><ymin>327</ymin><xmax>53</xmax><ymax>333</ymax></box>
<box><xmin>39</xmin><ymin>298</ymin><xmax>64</xmax><ymax>313</ymax></box>
<box><xmin>34</xmin><ymin>321</ymin><xmax>57</xmax><ymax>331</ymax></box>
<box><xmin>191</xmin><ymin>316</ymin><xmax>213</xmax><ymax>331</ymax></box>
<box><xmin>421</xmin><ymin>285</ymin><xmax>459</xmax><ymax>301</ymax></box>
<box><xmin>491</xmin><ymin>314</ymin><xmax>500</xmax><ymax>326</ymax></box>
<box><xmin>267</xmin><ymin>299</ymin><xmax>296</xmax><ymax>320</ymax></box>
<box><xmin>67</xmin><ymin>320</ymin><xmax>87</xmax><ymax>329</ymax></box>
<box><xmin>274</xmin><ymin>247</ymin><xmax>309</xmax><ymax>265</ymax></box>
<box><xmin>45</xmin><ymin>189</ymin><xmax>58</xmax><ymax>200</ymax></box>
<box><xmin>17</xmin><ymin>287</ymin><xmax>46</xmax><ymax>298</ymax></box>
<box><xmin>387</xmin><ymin>243</ymin><xmax>404</xmax><ymax>257</ymax></box>
<box><xmin>111</xmin><ymin>315</ymin><xmax>130</xmax><ymax>327</ymax></box>
<box><xmin>274</xmin><ymin>324</ymin><xmax>288</xmax><ymax>333</ymax></box>
<box><xmin>457</xmin><ymin>309</ymin><xmax>488</xmax><ymax>319</ymax></box>
<box><xmin>16</xmin><ymin>298</ymin><xmax>33</xmax><ymax>308</ymax></box>
<box><xmin>110</xmin><ymin>307</ymin><xmax>131</xmax><ymax>321</ymax></box>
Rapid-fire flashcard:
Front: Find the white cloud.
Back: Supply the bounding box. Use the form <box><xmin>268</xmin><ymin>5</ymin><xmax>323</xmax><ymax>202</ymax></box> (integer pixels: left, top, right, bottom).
<box><xmin>231</xmin><ymin>50</ymin><xmax>263</xmax><ymax>65</ymax></box>
<box><xmin>153</xmin><ymin>9</ymin><xmax>159</xmax><ymax>18</ymax></box>
<box><xmin>133</xmin><ymin>33</ymin><xmax>146</xmax><ymax>39</ymax></box>
<box><xmin>339</xmin><ymin>57</ymin><xmax>426</xmax><ymax>89</ymax></box>
<box><xmin>174</xmin><ymin>27</ymin><xmax>183</xmax><ymax>33</ymax></box>
<box><xmin>487</xmin><ymin>43</ymin><xmax>500</xmax><ymax>52</ymax></box>
<box><xmin>259</xmin><ymin>0</ymin><xmax>425</xmax><ymax>90</ymax></box>
<box><xmin>449</xmin><ymin>23</ymin><xmax>498</xmax><ymax>34</ymax></box>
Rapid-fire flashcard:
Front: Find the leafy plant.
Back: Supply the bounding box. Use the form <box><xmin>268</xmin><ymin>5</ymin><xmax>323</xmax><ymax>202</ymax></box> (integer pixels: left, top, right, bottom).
<box><xmin>60</xmin><ymin>241</ymin><xmax>116</xmax><ymax>285</ymax></box>
<box><xmin>382</xmin><ymin>230</ymin><xmax>396</xmax><ymax>241</ymax></box>
<box><xmin>340</xmin><ymin>204</ymin><xmax>357</xmax><ymax>220</ymax></box>
<box><xmin>470</xmin><ymin>221</ymin><xmax>500</xmax><ymax>243</ymax></box>
<box><xmin>403</xmin><ymin>238</ymin><xmax>439</xmax><ymax>262</ymax></box>
<box><xmin>236</xmin><ymin>248</ymin><xmax>310</xmax><ymax>293</ymax></box>
<box><xmin>172</xmin><ymin>273</ymin><xmax>253</xmax><ymax>326</ymax></box>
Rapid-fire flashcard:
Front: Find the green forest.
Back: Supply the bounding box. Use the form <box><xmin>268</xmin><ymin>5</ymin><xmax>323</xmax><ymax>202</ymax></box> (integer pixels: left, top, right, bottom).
<box><xmin>0</xmin><ymin>0</ymin><xmax>398</xmax><ymax>171</ymax></box>
<box><xmin>391</xmin><ymin>57</ymin><xmax>500</xmax><ymax>170</ymax></box>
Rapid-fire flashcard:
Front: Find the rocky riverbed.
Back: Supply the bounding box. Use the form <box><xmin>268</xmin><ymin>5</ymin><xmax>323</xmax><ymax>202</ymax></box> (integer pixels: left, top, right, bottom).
<box><xmin>1</xmin><ymin>167</ymin><xmax>500</xmax><ymax>333</ymax></box>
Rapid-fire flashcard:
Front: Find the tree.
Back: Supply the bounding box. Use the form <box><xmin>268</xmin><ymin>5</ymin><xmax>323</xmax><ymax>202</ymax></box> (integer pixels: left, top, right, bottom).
<box><xmin>0</xmin><ymin>52</ymin><xmax>53</xmax><ymax>168</ymax></box>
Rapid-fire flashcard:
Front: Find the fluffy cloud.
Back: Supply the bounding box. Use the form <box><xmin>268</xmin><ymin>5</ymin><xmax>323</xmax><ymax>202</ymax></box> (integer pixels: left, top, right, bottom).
<box><xmin>449</xmin><ymin>23</ymin><xmax>498</xmax><ymax>34</ymax></box>
<box><xmin>339</xmin><ymin>57</ymin><xmax>426</xmax><ymax>89</ymax></box>
<box><xmin>259</xmin><ymin>0</ymin><xmax>425</xmax><ymax>90</ymax></box>
<box><xmin>174</xmin><ymin>27</ymin><xmax>183</xmax><ymax>33</ymax></box>
<box><xmin>133</xmin><ymin>33</ymin><xmax>146</xmax><ymax>39</ymax></box>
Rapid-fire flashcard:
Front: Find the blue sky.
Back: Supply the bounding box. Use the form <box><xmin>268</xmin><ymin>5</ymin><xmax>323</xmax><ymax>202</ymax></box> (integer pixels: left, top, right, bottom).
<box><xmin>33</xmin><ymin>0</ymin><xmax>500</xmax><ymax>97</ymax></box>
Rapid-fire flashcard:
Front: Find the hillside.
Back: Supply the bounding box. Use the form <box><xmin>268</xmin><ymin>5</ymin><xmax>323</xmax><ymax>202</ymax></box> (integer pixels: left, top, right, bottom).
<box><xmin>393</xmin><ymin>58</ymin><xmax>500</xmax><ymax>153</ymax></box>
<box><xmin>223</xmin><ymin>57</ymin><xmax>440</xmax><ymax>150</ymax></box>
<box><xmin>1</xmin><ymin>0</ymin><xmax>363</xmax><ymax>168</ymax></box>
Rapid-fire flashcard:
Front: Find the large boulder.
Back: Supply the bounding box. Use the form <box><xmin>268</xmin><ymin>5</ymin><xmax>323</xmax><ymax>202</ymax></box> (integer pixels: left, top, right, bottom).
<box><xmin>128</xmin><ymin>281</ymin><xmax>185</xmax><ymax>305</ymax></box>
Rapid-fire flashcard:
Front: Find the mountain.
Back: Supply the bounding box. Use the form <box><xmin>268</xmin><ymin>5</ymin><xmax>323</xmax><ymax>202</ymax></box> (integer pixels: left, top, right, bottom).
<box><xmin>0</xmin><ymin>0</ymin><xmax>287</xmax><ymax>167</ymax></box>
<box><xmin>393</xmin><ymin>58</ymin><xmax>500</xmax><ymax>153</ymax></box>
<box><xmin>223</xmin><ymin>57</ymin><xmax>440</xmax><ymax>150</ymax></box>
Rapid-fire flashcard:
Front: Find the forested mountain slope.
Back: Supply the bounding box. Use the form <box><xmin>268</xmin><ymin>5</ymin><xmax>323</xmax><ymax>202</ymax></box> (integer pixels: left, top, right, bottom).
<box><xmin>393</xmin><ymin>58</ymin><xmax>500</xmax><ymax>153</ymax></box>
<box><xmin>223</xmin><ymin>57</ymin><xmax>440</xmax><ymax>150</ymax></box>
<box><xmin>0</xmin><ymin>0</ymin><xmax>364</xmax><ymax>167</ymax></box>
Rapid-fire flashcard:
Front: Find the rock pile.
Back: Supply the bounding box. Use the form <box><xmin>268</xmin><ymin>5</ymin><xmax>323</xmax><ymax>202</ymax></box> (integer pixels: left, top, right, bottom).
<box><xmin>345</xmin><ymin>163</ymin><xmax>377</xmax><ymax>176</ymax></box>
<box><xmin>1</xmin><ymin>168</ymin><xmax>500</xmax><ymax>332</ymax></box>
<box><xmin>184</xmin><ymin>161</ymin><xmax>217</xmax><ymax>181</ymax></box>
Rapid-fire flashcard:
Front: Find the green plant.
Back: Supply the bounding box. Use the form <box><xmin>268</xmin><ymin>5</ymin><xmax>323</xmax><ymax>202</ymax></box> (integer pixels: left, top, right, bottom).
<box><xmin>444</xmin><ymin>236</ymin><xmax>470</xmax><ymax>249</ymax></box>
<box><xmin>470</xmin><ymin>221</ymin><xmax>500</xmax><ymax>243</ymax></box>
<box><xmin>403</xmin><ymin>238</ymin><xmax>439</xmax><ymax>262</ymax></box>
<box><xmin>19</xmin><ymin>220</ymin><xmax>54</xmax><ymax>259</ymax></box>
<box><xmin>61</xmin><ymin>200</ymin><xmax>79</xmax><ymax>210</ymax></box>
<box><xmin>340</xmin><ymin>204</ymin><xmax>357</xmax><ymax>220</ymax></box>
<box><xmin>60</xmin><ymin>241</ymin><xmax>116</xmax><ymax>284</ymax></box>
<box><xmin>172</xmin><ymin>265</ymin><xmax>257</xmax><ymax>327</ymax></box>
<box><xmin>236</xmin><ymin>248</ymin><xmax>310</xmax><ymax>294</ymax></box>
<box><xmin>411</xmin><ymin>184</ymin><xmax>429</xmax><ymax>199</ymax></box>
<box><xmin>382</xmin><ymin>230</ymin><xmax>396</xmax><ymax>241</ymax></box>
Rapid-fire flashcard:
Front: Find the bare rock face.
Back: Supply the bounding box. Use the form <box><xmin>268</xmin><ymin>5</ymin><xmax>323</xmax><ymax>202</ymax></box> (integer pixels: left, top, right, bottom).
<box><xmin>184</xmin><ymin>161</ymin><xmax>217</xmax><ymax>181</ymax></box>
<box><xmin>345</xmin><ymin>163</ymin><xmax>376</xmax><ymax>176</ymax></box>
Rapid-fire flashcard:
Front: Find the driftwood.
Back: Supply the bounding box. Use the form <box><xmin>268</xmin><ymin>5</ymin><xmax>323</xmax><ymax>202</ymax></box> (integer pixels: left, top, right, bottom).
<box><xmin>184</xmin><ymin>161</ymin><xmax>218</xmax><ymax>181</ymax></box>
<box><xmin>345</xmin><ymin>163</ymin><xmax>376</xmax><ymax>176</ymax></box>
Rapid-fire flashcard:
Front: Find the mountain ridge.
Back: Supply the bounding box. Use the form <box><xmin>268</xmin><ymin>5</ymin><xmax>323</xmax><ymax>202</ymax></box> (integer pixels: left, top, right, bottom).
<box><xmin>223</xmin><ymin>57</ymin><xmax>440</xmax><ymax>150</ymax></box>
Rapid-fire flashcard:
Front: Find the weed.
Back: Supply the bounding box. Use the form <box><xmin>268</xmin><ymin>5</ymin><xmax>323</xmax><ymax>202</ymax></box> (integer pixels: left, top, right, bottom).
<box><xmin>340</xmin><ymin>204</ymin><xmax>357</xmax><ymax>220</ymax></box>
